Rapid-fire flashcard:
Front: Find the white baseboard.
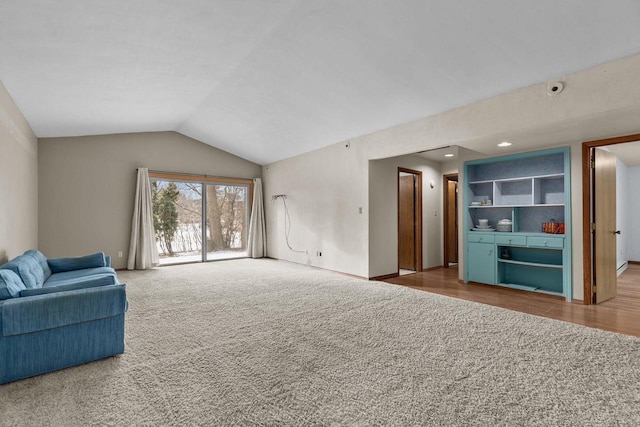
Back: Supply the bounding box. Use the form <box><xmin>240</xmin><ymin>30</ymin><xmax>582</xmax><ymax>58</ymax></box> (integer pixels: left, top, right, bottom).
<box><xmin>617</xmin><ymin>261</ymin><xmax>628</xmax><ymax>276</ymax></box>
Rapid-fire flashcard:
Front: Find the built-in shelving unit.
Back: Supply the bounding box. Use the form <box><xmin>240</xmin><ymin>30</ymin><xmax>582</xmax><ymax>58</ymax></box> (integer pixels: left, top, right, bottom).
<box><xmin>464</xmin><ymin>147</ymin><xmax>571</xmax><ymax>300</ymax></box>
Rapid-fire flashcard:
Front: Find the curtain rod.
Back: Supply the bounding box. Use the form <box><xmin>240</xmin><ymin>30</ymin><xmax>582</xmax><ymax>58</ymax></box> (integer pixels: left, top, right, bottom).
<box><xmin>137</xmin><ymin>168</ymin><xmax>207</xmax><ymax>177</ymax></box>
<box><xmin>136</xmin><ymin>168</ymin><xmax>255</xmax><ymax>183</ymax></box>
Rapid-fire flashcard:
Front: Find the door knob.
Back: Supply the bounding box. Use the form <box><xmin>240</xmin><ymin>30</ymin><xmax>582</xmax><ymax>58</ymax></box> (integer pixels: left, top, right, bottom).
<box><xmin>614</xmin><ymin>230</ymin><xmax>621</xmax><ymax>235</ymax></box>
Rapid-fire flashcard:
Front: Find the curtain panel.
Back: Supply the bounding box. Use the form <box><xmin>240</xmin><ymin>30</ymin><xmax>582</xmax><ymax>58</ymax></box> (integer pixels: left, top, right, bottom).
<box><xmin>247</xmin><ymin>178</ymin><xmax>266</xmax><ymax>258</ymax></box>
<box><xmin>127</xmin><ymin>168</ymin><xmax>159</xmax><ymax>270</ymax></box>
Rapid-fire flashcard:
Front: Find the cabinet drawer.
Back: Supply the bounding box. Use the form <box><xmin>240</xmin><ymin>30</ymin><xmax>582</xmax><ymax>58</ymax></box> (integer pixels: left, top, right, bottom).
<box><xmin>527</xmin><ymin>236</ymin><xmax>564</xmax><ymax>249</ymax></box>
<box><xmin>468</xmin><ymin>234</ymin><xmax>495</xmax><ymax>243</ymax></box>
<box><xmin>495</xmin><ymin>235</ymin><xmax>526</xmax><ymax>246</ymax></box>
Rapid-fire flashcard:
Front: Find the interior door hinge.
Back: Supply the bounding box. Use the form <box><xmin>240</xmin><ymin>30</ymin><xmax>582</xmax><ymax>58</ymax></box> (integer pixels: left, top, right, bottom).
<box><xmin>590</xmin><ymin>159</ymin><xmax>595</xmax><ymax>168</ymax></box>
<box><xmin>592</xmin><ymin>285</ymin><xmax>597</xmax><ymax>294</ymax></box>
<box><xmin>591</xmin><ymin>223</ymin><xmax>596</xmax><ymax>231</ymax></box>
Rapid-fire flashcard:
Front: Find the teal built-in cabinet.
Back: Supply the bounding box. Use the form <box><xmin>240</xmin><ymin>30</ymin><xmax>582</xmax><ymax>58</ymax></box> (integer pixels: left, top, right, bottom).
<box><xmin>464</xmin><ymin>147</ymin><xmax>572</xmax><ymax>300</ymax></box>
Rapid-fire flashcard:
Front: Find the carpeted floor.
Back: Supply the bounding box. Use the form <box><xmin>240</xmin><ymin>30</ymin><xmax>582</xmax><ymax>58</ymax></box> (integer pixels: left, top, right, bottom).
<box><xmin>1</xmin><ymin>259</ymin><xmax>640</xmax><ymax>426</ymax></box>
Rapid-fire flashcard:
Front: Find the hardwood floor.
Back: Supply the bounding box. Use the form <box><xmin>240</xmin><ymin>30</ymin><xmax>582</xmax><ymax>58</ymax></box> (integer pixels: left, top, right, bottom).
<box><xmin>383</xmin><ymin>263</ymin><xmax>640</xmax><ymax>338</ymax></box>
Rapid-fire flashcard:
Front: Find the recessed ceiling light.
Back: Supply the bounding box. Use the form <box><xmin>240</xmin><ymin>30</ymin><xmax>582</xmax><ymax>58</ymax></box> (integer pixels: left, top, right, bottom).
<box><xmin>444</xmin><ymin>153</ymin><xmax>454</xmax><ymax>157</ymax></box>
<box><xmin>498</xmin><ymin>141</ymin><xmax>512</xmax><ymax>147</ymax></box>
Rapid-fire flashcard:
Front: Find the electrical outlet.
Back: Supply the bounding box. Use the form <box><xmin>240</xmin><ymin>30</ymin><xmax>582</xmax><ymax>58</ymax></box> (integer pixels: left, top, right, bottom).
<box><xmin>358</xmin><ymin>207</ymin><xmax>363</xmax><ymax>214</ymax></box>
<box><xmin>118</xmin><ymin>251</ymin><xmax>123</xmax><ymax>258</ymax></box>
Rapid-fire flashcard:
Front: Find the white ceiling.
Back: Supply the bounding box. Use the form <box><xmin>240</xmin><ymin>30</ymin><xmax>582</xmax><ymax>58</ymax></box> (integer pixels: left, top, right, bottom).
<box><xmin>416</xmin><ymin>146</ymin><xmax>460</xmax><ymax>162</ymax></box>
<box><xmin>2</xmin><ymin>1</ymin><xmax>640</xmax><ymax>165</ymax></box>
<box><xmin>604</xmin><ymin>141</ymin><xmax>640</xmax><ymax>167</ymax></box>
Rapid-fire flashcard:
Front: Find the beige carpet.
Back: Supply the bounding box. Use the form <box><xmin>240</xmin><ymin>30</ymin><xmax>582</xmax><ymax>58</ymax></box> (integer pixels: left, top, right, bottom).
<box><xmin>1</xmin><ymin>259</ymin><xmax>639</xmax><ymax>426</ymax></box>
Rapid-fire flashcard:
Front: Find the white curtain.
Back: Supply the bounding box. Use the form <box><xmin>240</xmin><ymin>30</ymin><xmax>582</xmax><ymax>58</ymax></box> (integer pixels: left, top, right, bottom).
<box><xmin>247</xmin><ymin>178</ymin><xmax>266</xmax><ymax>258</ymax></box>
<box><xmin>127</xmin><ymin>168</ymin><xmax>159</xmax><ymax>270</ymax></box>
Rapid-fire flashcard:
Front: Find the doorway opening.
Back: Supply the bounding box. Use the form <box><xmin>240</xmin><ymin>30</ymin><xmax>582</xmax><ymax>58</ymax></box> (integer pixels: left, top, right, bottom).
<box><xmin>582</xmin><ymin>132</ymin><xmax>640</xmax><ymax>304</ymax></box>
<box><xmin>443</xmin><ymin>173</ymin><xmax>458</xmax><ymax>268</ymax></box>
<box><xmin>398</xmin><ymin>168</ymin><xmax>423</xmax><ymax>274</ymax></box>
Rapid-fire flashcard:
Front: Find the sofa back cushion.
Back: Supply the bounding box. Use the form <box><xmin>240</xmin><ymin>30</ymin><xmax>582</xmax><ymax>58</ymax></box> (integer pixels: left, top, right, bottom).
<box><xmin>23</xmin><ymin>250</ymin><xmax>52</xmax><ymax>281</ymax></box>
<box><xmin>47</xmin><ymin>252</ymin><xmax>107</xmax><ymax>273</ymax></box>
<box><xmin>0</xmin><ymin>270</ymin><xmax>27</xmax><ymax>300</ymax></box>
<box><xmin>0</xmin><ymin>255</ymin><xmax>46</xmax><ymax>289</ymax></box>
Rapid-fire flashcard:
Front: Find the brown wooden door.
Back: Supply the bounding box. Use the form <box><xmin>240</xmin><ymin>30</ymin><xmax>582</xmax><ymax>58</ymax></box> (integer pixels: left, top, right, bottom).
<box><xmin>399</xmin><ymin>175</ymin><xmax>416</xmax><ymax>270</ymax></box>
<box><xmin>594</xmin><ymin>148</ymin><xmax>617</xmax><ymax>303</ymax></box>
<box><xmin>447</xmin><ymin>180</ymin><xmax>458</xmax><ymax>263</ymax></box>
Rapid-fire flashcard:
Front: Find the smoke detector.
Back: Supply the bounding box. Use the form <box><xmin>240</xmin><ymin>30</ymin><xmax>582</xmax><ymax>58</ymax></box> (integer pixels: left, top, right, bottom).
<box><xmin>547</xmin><ymin>81</ymin><xmax>564</xmax><ymax>96</ymax></box>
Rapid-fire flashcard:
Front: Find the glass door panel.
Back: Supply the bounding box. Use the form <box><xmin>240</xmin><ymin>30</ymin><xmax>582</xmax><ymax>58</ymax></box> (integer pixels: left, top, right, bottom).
<box><xmin>152</xmin><ymin>180</ymin><xmax>203</xmax><ymax>265</ymax></box>
<box><xmin>205</xmin><ymin>183</ymin><xmax>249</xmax><ymax>260</ymax></box>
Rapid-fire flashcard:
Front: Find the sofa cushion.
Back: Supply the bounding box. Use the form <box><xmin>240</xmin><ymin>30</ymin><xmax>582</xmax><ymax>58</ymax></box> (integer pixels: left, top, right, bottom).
<box><xmin>47</xmin><ymin>252</ymin><xmax>107</xmax><ymax>273</ymax></box>
<box><xmin>44</xmin><ymin>267</ymin><xmax>118</xmax><ymax>287</ymax></box>
<box><xmin>23</xmin><ymin>250</ymin><xmax>52</xmax><ymax>281</ymax></box>
<box><xmin>21</xmin><ymin>275</ymin><xmax>117</xmax><ymax>297</ymax></box>
<box><xmin>0</xmin><ymin>270</ymin><xmax>26</xmax><ymax>300</ymax></box>
<box><xmin>0</xmin><ymin>255</ymin><xmax>46</xmax><ymax>289</ymax></box>
<box><xmin>2</xmin><ymin>285</ymin><xmax>128</xmax><ymax>337</ymax></box>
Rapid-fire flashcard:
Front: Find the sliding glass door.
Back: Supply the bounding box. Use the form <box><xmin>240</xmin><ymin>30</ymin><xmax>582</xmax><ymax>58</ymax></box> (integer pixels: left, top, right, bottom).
<box><xmin>151</xmin><ymin>176</ymin><xmax>251</xmax><ymax>265</ymax></box>
<box><xmin>152</xmin><ymin>180</ymin><xmax>203</xmax><ymax>265</ymax></box>
<box><xmin>205</xmin><ymin>183</ymin><xmax>250</xmax><ymax>260</ymax></box>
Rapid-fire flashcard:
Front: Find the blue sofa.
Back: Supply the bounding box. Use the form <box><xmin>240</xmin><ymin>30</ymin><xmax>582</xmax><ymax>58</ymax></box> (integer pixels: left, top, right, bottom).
<box><xmin>0</xmin><ymin>250</ymin><xmax>127</xmax><ymax>384</ymax></box>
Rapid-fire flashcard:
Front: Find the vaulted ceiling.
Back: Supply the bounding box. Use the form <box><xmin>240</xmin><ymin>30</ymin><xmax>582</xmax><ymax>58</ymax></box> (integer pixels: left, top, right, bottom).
<box><xmin>1</xmin><ymin>1</ymin><xmax>640</xmax><ymax>164</ymax></box>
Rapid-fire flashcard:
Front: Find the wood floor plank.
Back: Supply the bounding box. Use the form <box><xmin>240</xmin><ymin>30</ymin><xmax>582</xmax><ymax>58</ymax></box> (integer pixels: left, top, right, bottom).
<box><xmin>383</xmin><ymin>264</ymin><xmax>640</xmax><ymax>338</ymax></box>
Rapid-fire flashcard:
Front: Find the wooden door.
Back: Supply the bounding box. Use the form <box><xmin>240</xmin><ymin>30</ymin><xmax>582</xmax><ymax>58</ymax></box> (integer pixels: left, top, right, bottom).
<box><xmin>594</xmin><ymin>148</ymin><xmax>617</xmax><ymax>303</ymax></box>
<box><xmin>447</xmin><ymin>180</ymin><xmax>458</xmax><ymax>263</ymax></box>
<box><xmin>399</xmin><ymin>175</ymin><xmax>416</xmax><ymax>270</ymax></box>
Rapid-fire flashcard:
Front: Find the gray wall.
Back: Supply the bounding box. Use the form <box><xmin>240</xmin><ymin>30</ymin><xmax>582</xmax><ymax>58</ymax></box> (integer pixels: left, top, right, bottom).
<box><xmin>615</xmin><ymin>157</ymin><xmax>629</xmax><ymax>270</ymax></box>
<box><xmin>263</xmin><ymin>53</ymin><xmax>640</xmax><ymax>299</ymax></box>
<box><xmin>369</xmin><ymin>154</ymin><xmax>444</xmax><ymax>278</ymax></box>
<box><xmin>0</xmin><ymin>81</ymin><xmax>38</xmax><ymax>263</ymax></box>
<box><xmin>626</xmin><ymin>165</ymin><xmax>640</xmax><ymax>262</ymax></box>
<box><xmin>38</xmin><ymin>131</ymin><xmax>261</xmax><ymax>269</ymax></box>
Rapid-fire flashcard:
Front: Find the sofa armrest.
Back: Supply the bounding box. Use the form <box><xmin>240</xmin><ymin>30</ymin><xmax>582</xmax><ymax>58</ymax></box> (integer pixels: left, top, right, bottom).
<box><xmin>47</xmin><ymin>252</ymin><xmax>107</xmax><ymax>273</ymax></box>
<box><xmin>20</xmin><ymin>275</ymin><xmax>116</xmax><ymax>297</ymax></box>
<box><xmin>1</xmin><ymin>284</ymin><xmax>127</xmax><ymax>337</ymax></box>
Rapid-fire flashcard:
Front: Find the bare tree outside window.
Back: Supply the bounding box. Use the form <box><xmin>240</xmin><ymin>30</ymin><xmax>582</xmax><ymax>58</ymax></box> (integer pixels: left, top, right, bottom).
<box><xmin>151</xmin><ymin>179</ymin><xmax>249</xmax><ymax>264</ymax></box>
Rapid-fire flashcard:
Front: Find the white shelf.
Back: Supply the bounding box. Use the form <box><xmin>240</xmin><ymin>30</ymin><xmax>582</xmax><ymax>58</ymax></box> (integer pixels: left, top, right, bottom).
<box><xmin>469</xmin><ymin>204</ymin><xmax>564</xmax><ymax>208</ymax></box>
<box><xmin>469</xmin><ymin>173</ymin><xmax>564</xmax><ymax>185</ymax></box>
<box><xmin>497</xmin><ymin>258</ymin><xmax>563</xmax><ymax>269</ymax></box>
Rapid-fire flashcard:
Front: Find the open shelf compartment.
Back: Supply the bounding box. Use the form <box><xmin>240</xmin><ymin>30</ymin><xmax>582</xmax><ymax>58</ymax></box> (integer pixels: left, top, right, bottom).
<box><xmin>497</xmin><ymin>246</ymin><xmax>563</xmax><ymax>294</ymax></box>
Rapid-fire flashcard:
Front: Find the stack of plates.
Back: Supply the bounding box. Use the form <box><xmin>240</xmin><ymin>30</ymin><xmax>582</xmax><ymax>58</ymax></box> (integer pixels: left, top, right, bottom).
<box><xmin>496</xmin><ymin>219</ymin><xmax>513</xmax><ymax>232</ymax></box>
<box><xmin>472</xmin><ymin>224</ymin><xmax>495</xmax><ymax>232</ymax></box>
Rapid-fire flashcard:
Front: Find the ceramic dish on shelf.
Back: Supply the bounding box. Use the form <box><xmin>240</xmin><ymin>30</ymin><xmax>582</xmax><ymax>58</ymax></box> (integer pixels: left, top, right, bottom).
<box><xmin>471</xmin><ymin>227</ymin><xmax>495</xmax><ymax>232</ymax></box>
